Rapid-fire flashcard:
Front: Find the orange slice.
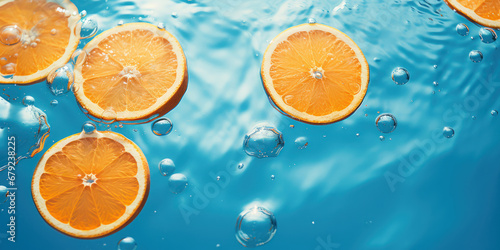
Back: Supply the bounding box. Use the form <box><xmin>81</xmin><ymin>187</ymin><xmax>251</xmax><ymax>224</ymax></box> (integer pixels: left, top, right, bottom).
<box><xmin>0</xmin><ymin>0</ymin><xmax>80</xmax><ymax>84</ymax></box>
<box><xmin>445</xmin><ymin>0</ymin><xmax>500</xmax><ymax>28</ymax></box>
<box><xmin>31</xmin><ymin>130</ymin><xmax>150</xmax><ymax>238</ymax></box>
<box><xmin>261</xmin><ymin>23</ymin><xmax>369</xmax><ymax>124</ymax></box>
<box><xmin>73</xmin><ymin>23</ymin><xmax>188</xmax><ymax>122</ymax></box>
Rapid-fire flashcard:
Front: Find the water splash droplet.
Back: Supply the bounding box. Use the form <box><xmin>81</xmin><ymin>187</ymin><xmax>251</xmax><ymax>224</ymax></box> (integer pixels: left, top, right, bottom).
<box><xmin>152</xmin><ymin>118</ymin><xmax>173</xmax><ymax>136</ymax></box>
<box><xmin>80</xmin><ymin>17</ymin><xmax>98</xmax><ymax>39</ymax></box>
<box><xmin>443</xmin><ymin>127</ymin><xmax>454</xmax><ymax>138</ymax></box>
<box><xmin>479</xmin><ymin>28</ymin><xmax>497</xmax><ymax>44</ymax></box>
<box><xmin>391</xmin><ymin>67</ymin><xmax>410</xmax><ymax>85</ymax></box>
<box><xmin>243</xmin><ymin>124</ymin><xmax>284</xmax><ymax>158</ymax></box>
<box><xmin>313</xmin><ymin>71</ymin><xmax>323</xmax><ymax>79</ymax></box>
<box><xmin>50</xmin><ymin>28</ymin><xmax>57</xmax><ymax>35</ymax></box>
<box><xmin>158</xmin><ymin>158</ymin><xmax>175</xmax><ymax>176</ymax></box>
<box><xmin>117</xmin><ymin>237</ymin><xmax>137</xmax><ymax>250</ymax></box>
<box><xmin>235</xmin><ymin>207</ymin><xmax>277</xmax><ymax>247</ymax></box>
<box><xmin>0</xmin><ymin>25</ymin><xmax>21</xmax><ymax>45</ymax></box>
<box><xmin>168</xmin><ymin>173</ymin><xmax>188</xmax><ymax>194</ymax></box>
<box><xmin>375</xmin><ymin>113</ymin><xmax>397</xmax><ymax>133</ymax></box>
<box><xmin>456</xmin><ymin>23</ymin><xmax>469</xmax><ymax>36</ymax></box>
<box><xmin>117</xmin><ymin>20</ymin><xmax>124</xmax><ymax>26</ymax></box>
<box><xmin>82</xmin><ymin>122</ymin><xmax>96</xmax><ymax>134</ymax></box>
<box><xmin>47</xmin><ymin>65</ymin><xmax>74</xmax><ymax>96</ymax></box>
<box><xmin>469</xmin><ymin>50</ymin><xmax>483</xmax><ymax>63</ymax></box>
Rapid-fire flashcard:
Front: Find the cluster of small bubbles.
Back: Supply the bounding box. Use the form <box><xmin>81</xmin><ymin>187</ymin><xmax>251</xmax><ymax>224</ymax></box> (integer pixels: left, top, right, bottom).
<box><xmin>0</xmin><ymin>25</ymin><xmax>21</xmax><ymax>45</ymax></box>
<box><xmin>270</xmin><ymin>175</ymin><xmax>275</xmax><ymax>180</ymax></box>
<box><xmin>47</xmin><ymin>65</ymin><xmax>74</xmax><ymax>96</ymax></box>
<box><xmin>82</xmin><ymin>121</ymin><xmax>96</xmax><ymax>134</ymax></box>
<box><xmin>50</xmin><ymin>100</ymin><xmax>58</xmax><ymax>106</ymax></box>
<box><xmin>152</xmin><ymin>118</ymin><xmax>173</xmax><ymax>136</ymax></box>
<box><xmin>168</xmin><ymin>173</ymin><xmax>188</xmax><ymax>194</ymax></box>
<box><xmin>22</xmin><ymin>96</ymin><xmax>35</xmax><ymax>106</ymax></box>
<box><xmin>80</xmin><ymin>17</ymin><xmax>98</xmax><ymax>39</ymax></box>
<box><xmin>0</xmin><ymin>185</ymin><xmax>8</xmax><ymax>203</ymax></box>
<box><xmin>237</xmin><ymin>163</ymin><xmax>244</xmax><ymax>169</ymax></box>
<box><xmin>379</xmin><ymin>135</ymin><xmax>385</xmax><ymax>141</ymax></box>
<box><xmin>158</xmin><ymin>158</ymin><xmax>175</xmax><ymax>176</ymax></box>
<box><xmin>443</xmin><ymin>126</ymin><xmax>454</xmax><ymax>138</ymax></box>
<box><xmin>491</xmin><ymin>110</ymin><xmax>498</xmax><ymax>116</ymax></box>
<box><xmin>117</xmin><ymin>237</ymin><xmax>137</xmax><ymax>250</ymax></box>
<box><xmin>391</xmin><ymin>67</ymin><xmax>410</xmax><ymax>85</ymax></box>
<box><xmin>375</xmin><ymin>113</ymin><xmax>397</xmax><ymax>133</ymax></box>
<box><xmin>433</xmin><ymin>81</ymin><xmax>439</xmax><ymax>86</ymax></box>
<box><xmin>235</xmin><ymin>206</ymin><xmax>277</xmax><ymax>247</ymax></box>
<box><xmin>308</xmin><ymin>18</ymin><xmax>316</xmax><ymax>24</ymax></box>
<box><xmin>79</xmin><ymin>10</ymin><xmax>87</xmax><ymax>18</ymax></box>
<box><xmin>469</xmin><ymin>50</ymin><xmax>483</xmax><ymax>63</ymax></box>
<box><xmin>243</xmin><ymin>125</ymin><xmax>284</xmax><ymax>158</ymax></box>
<box><xmin>294</xmin><ymin>136</ymin><xmax>308</xmax><ymax>149</ymax></box>
<box><xmin>71</xmin><ymin>49</ymin><xmax>82</xmax><ymax>64</ymax></box>
<box><xmin>479</xmin><ymin>28</ymin><xmax>497</xmax><ymax>44</ymax></box>
<box><xmin>118</xmin><ymin>20</ymin><xmax>124</xmax><ymax>26</ymax></box>
<box><xmin>157</xmin><ymin>22</ymin><xmax>165</xmax><ymax>30</ymax></box>
<box><xmin>171</xmin><ymin>12</ymin><xmax>178</xmax><ymax>18</ymax></box>
<box><xmin>456</xmin><ymin>23</ymin><xmax>469</xmax><ymax>36</ymax></box>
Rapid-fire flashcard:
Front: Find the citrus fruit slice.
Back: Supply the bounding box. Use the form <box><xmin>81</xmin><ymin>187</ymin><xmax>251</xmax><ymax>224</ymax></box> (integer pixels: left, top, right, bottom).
<box><xmin>445</xmin><ymin>0</ymin><xmax>500</xmax><ymax>28</ymax></box>
<box><xmin>73</xmin><ymin>23</ymin><xmax>188</xmax><ymax>122</ymax></box>
<box><xmin>0</xmin><ymin>0</ymin><xmax>80</xmax><ymax>84</ymax></box>
<box><xmin>31</xmin><ymin>130</ymin><xmax>150</xmax><ymax>238</ymax></box>
<box><xmin>261</xmin><ymin>23</ymin><xmax>369</xmax><ymax>124</ymax></box>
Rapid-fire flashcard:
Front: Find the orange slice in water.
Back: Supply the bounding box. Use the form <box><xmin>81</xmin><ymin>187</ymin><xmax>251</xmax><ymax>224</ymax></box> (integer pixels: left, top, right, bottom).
<box><xmin>73</xmin><ymin>23</ymin><xmax>188</xmax><ymax>122</ymax></box>
<box><xmin>31</xmin><ymin>130</ymin><xmax>150</xmax><ymax>238</ymax></box>
<box><xmin>0</xmin><ymin>0</ymin><xmax>80</xmax><ymax>84</ymax></box>
<box><xmin>445</xmin><ymin>0</ymin><xmax>500</xmax><ymax>28</ymax></box>
<box><xmin>261</xmin><ymin>23</ymin><xmax>369</xmax><ymax>124</ymax></box>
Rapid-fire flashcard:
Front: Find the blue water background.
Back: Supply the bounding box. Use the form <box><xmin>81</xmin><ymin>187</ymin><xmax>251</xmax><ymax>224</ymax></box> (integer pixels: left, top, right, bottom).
<box><xmin>1</xmin><ymin>0</ymin><xmax>500</xmax><ymax>249</ymax></box>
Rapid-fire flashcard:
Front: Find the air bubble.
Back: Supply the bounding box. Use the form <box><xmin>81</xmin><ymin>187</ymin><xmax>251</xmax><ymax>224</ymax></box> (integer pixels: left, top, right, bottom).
<box><xmin>308</xmin><ymin>18</ymin><xmax>316</xmax><ymax>24</ymax></box>
<box><xmin>0</xmin><ymin>25</ymin><xmax>21</xmax><ymax>45</ymax></box>
<box><xmin>79</xmin><ymin>10</ymin><xmax>87</xmax><ymax>18</ymax></box>
<box><xmin>456</xmin><ymin>23</ymin><xmax>469</xmax><ymax>36</ymax></box>
<box><xmin>50</xmin><ymin>100</ymin><xmax>58</xmax><ymax>106</ymax></box>
<box><xmin>270</xmin><ymin>175</ymin><xmax>275</xmax><ymax>180</ymax></box>
<box><xmin>433</xmin><ymin>81</ymin><xmax>439</xmax><ymax>86</ymax></box>
<box><xmin>479</xmin><ymin>28</ymin><xmax>497</xmax><ymax>44</ymax></box>
<box><xmin>101</xmin><ymin>109</ymin><xmax>117</xmax><ymax>124</ymax></box>
<box><xmin>235</xmin><ymin>207</ymin><xmax>277</xmax><ymax>247</ymax></box>
<box><xmin>80</xmin><ymin>17</ymin><xmax>98</xmax><ymax>39</ymax></box>
<box><xmin>379</xmin><ymin>136</ymin><xmax>385</xmax><ymax>141</ymax></box>
<box><xmin>47</xmin><ymin>65</ymin><xmax>74</xmax><ymax>96</ymax></box>
<box><xmin>391</xmin><ymin>67</ymin><xmax>410</xmax><ymax>85</ymax></box>
<box><xmin>376</xmin><ymin>113</ymin><xmax>397</xmax><ymax>133</ymax></box>
<box><xmin>82</xmin><ymin>122</ymin><xmax>96</xmax><ymax>134</ymax></box>
<box><xmin>157</xmin><ymin>22</ymin><xmax>165</xmax><ymax>30</ymax></box>
<box><xmin>117</xmin><ymin>237</ymin><xmax>137</xmax><ymax>250</ymax></box>
<box><xmin>443</xmin><ymin>127</ymin><xmax>454</xmax><ymax>138</ymax></box>
<box><xmin>168</xmin><ymin>173</ymin><xmax>188</xmax><ymax>194</ymax></box>
<box><xmin>243</xmin><ymin>124</ymin><xmax>284</xmax><ymax>158</ymax></box>
<box><xmin>294</xmin><ymin>137</ymin><xmax>308</xmax><ymax>149</ymax></box>
<box><xmin>491</xmin><ymin>110</ymin><xmax>498</xmax><ymax>116</ymax></box>
<box><xmin>152</xmin><ymin>118</ymin><xmax>173</xmax><ymax>136</ymax></box>
<box><xmin>237</xmin><ymin>163</ymin><xmax>244</xmax><ymax>169</ymax></box>
<box><xmin>158</xmin><ymin>158</ymin><xmax>175</xmax><ymax>176</ymax></box>
<box><xmin>71</xmin><ymin>49</ymin><xmax>82</xmax><ymax>64</ymax></box>
<box><xmin>22</xmin><ymin>96</ymin><xmax>35</xmax><ymax>106</ymax></box>
<box><xmin>117</xmin><ymin>20</ymin><xmax>124</xmax><ymax>26</ymax></box>
<box><xmin>469</xmin><ymin>50</ymin><xmax>483</xmax><ymax>63</ymax></box>
<box><xmin>313</xmin><ymin>71</ymin><xmax>323</xmax><ymax>79</ymax></box>
<box><xmin>171</xmin><ymin>12</ymin><xmax>178</xmax><ymax>18</ymax></box>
